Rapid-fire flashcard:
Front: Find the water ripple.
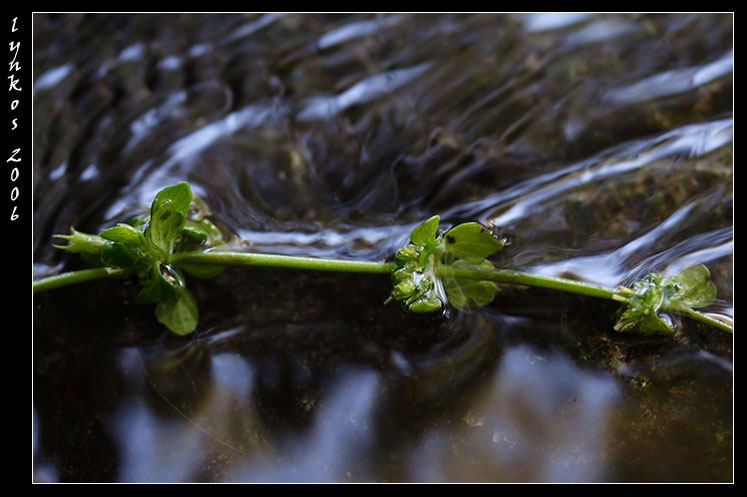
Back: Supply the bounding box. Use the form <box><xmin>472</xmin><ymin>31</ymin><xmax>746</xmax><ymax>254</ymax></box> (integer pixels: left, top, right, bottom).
<box><xmin>441</xmin><ymin>118</ymin><xmax>732</xmax><ymax>226</ymax></box>
<box><xmin>605</xmin><ymin>49</ymin><xmax>733</xmax><ymax>104</ymax></box>
<box><xmin>297</xmin><ymin>62</ymin><xmax>433</xmax><ymax>121</ymax></box>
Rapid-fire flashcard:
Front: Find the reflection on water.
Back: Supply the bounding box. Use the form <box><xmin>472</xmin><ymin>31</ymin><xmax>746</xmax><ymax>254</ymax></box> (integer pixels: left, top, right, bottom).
<box><xmin>407</xmin><ymin>346</ymin><xmax>619</xmax><ymax>482</ymax></box>
<box><xmin>33</xmin><ymin>13</ymin><xmax>732</xmax><ymax>482</ymax></box>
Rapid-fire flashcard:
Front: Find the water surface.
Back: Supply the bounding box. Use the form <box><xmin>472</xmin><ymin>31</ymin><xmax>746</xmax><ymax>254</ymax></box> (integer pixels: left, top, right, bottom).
<box><xmin>33</xmin><ymin>13</ymin><xmax>732</xmax><ymax>482</ymax></box>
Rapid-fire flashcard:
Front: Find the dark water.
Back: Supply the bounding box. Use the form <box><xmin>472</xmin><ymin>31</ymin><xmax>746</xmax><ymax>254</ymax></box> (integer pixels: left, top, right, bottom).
<box><xmin>32</xmin><ymin>13</ymin><xmax>733</xmax><ymax>482</ymax></box>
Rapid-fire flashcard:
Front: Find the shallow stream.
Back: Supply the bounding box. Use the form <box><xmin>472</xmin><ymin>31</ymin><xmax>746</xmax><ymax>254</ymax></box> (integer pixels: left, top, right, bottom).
<box><xmin>32</xmin><ymin>13</ymin><xmax>733</xmax><ymax>482</ymax></box>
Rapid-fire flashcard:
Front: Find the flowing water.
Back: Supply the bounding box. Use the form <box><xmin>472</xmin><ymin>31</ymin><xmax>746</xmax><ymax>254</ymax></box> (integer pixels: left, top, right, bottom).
<box><xmin>32</xmin><ymin>13</ymin><xmax>733</xmax><ymax>482</ymax></box>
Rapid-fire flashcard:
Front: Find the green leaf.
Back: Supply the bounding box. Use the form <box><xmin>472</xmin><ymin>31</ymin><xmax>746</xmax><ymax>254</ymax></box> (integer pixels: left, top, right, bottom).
<box><xmin>407</xmin><ymin>292</ymin><xmax>443</xmax><ymax>313</ymax></box>
<box><xmin>80</xmin><ymin>251</ymin><xmax>107</xmax><ymax>268</ymax></box>
<box><xmin>443</xmin><ymin>222</ymin><xmax>504</xmax><ymax>259</ymax></box>
<box><xmin>100</xmin><ymin>223</ymin><xmax>145</xmax><ymax>246</ymax></box>
<box><xmin>146</xmin><ymin>200</ymin><xmax>186</xmax><ymax>256</ymax></box>
<box><xmin>155</xmin><ymin>288</ymin><xmax>199</xmax><ymax>336</ymax></box>
<box><xmin>101</xmin><ymin>241</ymin><xmax>140</xmax><ymax>268</ymax></box>
<box><xmin>176</xmin><ymin>218</ymin><xmax>225</xmax><ymax>251</ymax></box>
<box><xmin>151</xmin><ymin>182</ymin><xmax>192</xmax><ymax>220</ymax></box>
<box><xmin>668</xmin><ymin>265</ymin><xmax>716</xmax><ymax>310</ymax></box>
<box><xmin>136</xmin><ymin>276</ymin><xmax>162</xmax><ymax>303</ymax></box>
<box><xmin>52</xmin><ymin>227</ymin><xmax>107</xmax><ymax>254</ymax></box>
<box><xmin>615</xmin><ymin>305</ymin><xmax>675</xmax><ymax>335</ymax></box>
<box><xmin>182</xmin><ymin>220</ymin><xmax>210</xmax><ymax>243</ymax></box>
<box><xmin>136</xmin><ymin>262</ymin><xmax>186</xmax><ymax>303</ymax></box>
<box><xmin>442</xmin><ymin>259</ymin><xmax>499</xmax><ymax>309</ymax></box>
<box><xmin>410</xmin><ymin>215</ymin><xmax>440</xmax><ymax>246</ymax></box>
<box><xmin>127</xmin><ymin>213</ymin><xmax>150</xmax><ymax>230</ymax></box>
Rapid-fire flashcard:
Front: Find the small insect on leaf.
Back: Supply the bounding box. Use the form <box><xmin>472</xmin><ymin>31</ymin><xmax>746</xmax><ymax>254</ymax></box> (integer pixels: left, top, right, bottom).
<box><xmin>443</xmin><ymin>222</ymin><xmax>504</xmax><ymax>259</ymax></box>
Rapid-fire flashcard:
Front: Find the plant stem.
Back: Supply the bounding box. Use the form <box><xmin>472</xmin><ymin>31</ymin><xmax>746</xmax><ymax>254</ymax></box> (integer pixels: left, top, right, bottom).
<box><xmin>31</xmin><ymin>251</ymin><xmax>735</xmax><ymax>334</ymax></box>
<box><xmin>437</xmin><ymin>264</ymin><xmax>734</xmax><ymax>334</ymax></box>
<box><xmin>170</xmin><ymin>250</ymin><xmax>396</xmax><ymax>275</ymax></box>
<box><xmin>33</xmin><ymin>267</ymin><xmax>126</xmax><ymax>293</ymax></box>
<box><xmin>679</xmin><ymin>307</ymin><xmax>734</xmax><ymax>334</ymax></box>
<box><xmin>436</xmin><ymin>264</ymin><xmax>624</xmax><ymax>301</ymax></box>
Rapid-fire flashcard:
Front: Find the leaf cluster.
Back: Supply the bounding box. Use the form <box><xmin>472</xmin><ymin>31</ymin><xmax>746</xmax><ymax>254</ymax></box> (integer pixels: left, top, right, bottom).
<box><xmin>387</xmin><ymin>215</ymin><xmax>505</xmax><ymax>313</ymax></box>
<box><xmin>614</xmin><ymin>265</ymin><xmax>717</xmax><ymax>335</ymax></box>
<box><xmin>53</xmin><ymin>182</ymin><xmax>225</xmax><ymax>335</ymax></box>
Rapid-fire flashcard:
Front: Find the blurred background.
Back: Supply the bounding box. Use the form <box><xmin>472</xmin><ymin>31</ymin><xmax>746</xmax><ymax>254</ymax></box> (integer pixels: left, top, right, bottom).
<box><xmin>32</xmin><ymin>13</ymin><xmax>732</xmax><ymax>482</ymax></box>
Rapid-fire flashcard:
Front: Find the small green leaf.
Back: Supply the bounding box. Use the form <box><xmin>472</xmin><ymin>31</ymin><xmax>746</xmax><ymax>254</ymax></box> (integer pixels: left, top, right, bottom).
<box><xmin>100</xmin><ymin>223</ymin><xmax>145</xmax><ymax>246</ymax></box>
<box><xmin>615</xmin><ymin>306</ymin><xmax>675</xmax><ymax>335</ymax></box>
<box><xmin>176</xmin><ymin>218</ymin><xmax>225</xmax><ymax>251</ymax></box>
<box><xmin>101</xmin><ymin>241</ymin><xmax>140</xmax><ymax>268</ymax></box>
<box><xmin>136</xmin><ymin>276</ymin><xmax>162</xmax><ymax>303</ymax></box>
<box><xmin>146</xmin><ymin>201</ymin><xmax>186</xmax><ymax>256</ymax></box>
<box><xmin>418</xmin><ymin>240</ymin><xmax>444</xmax><ymax>266</ymax></box>
<box><xmin>668</xmin><ymin>265</ymin><xmax>716</xmax><ymax>310</ymax></box>
<box><xmin>408</xmin><ymin>292</ymin><xmax>443</xmax><ymax>313</ymax></box>
<box><xmin>443</xmin><ymin>222</ymin><xmax>504</xmax><ymax>259</ymax></box>
<box><xmin>395</xmin><ymin>245</ymin><xmax>419</xmax><ymax>265</ymax></box>
<box><xmin>136</xmin><ymin>262</ymin><xmax>186</xmax><ymax>303</ymax></box>
<box><xmin>410</xmin><ymin>215</ymin><xmax>440</xmax><ymax>246</ymax></box>
<box><xmin>151</xmin><ymin>182</ymin><xmax>192</xmax><ymax>220</ymax></box>
<box><xmin>442</xmin><ymin>259</ymin><xmax>499</xmax><ymax>309</ymax></box>
<box><xmin>128</xmin><ymin>213</ymin><xmax>150</xmax><ymax>230</ymax></box>
<box><xmin>52</xmin><ymin>227</ymin><xmax>107</xmax><ymax>254</ymax></box>
<box><xmin>155</xmin><ymin>288</ymin><xmax>199</xmax><ymax>336</ymax></box>
<box><xmin>182</xmin><ymin>220</ymin><xmax>210</xmax><ymax>243</ymax></box>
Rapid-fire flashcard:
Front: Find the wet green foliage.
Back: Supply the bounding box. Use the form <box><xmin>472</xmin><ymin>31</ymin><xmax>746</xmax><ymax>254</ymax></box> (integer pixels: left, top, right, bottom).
<box><xmin>50</xmin><ymin>183</ymin><xmax>728</xmax><ymax>338</ymax></box>
<box><xmin>614</xmin><ymin>265</ymin><xmax>717</xmax><ymax>335</ymax></box>
<box><xmin>52</xmin><ymin>182</ymin><xmax>226</xmax><ymax>336</ymax></box>
<box><xmin>387</xmin><ymin>215</ymin><xmax>505</xmax><ymax>312</ymax></box>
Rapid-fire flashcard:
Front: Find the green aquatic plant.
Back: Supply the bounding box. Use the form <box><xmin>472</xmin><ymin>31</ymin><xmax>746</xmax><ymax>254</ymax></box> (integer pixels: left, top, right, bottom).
<box><xmin>384</xmin><ymin>215</ymin><xmax>504</xmax><ymax>312</ymax></box>
<box><xmin>48</xmin><ymin>182</ymin><xmax>225</xmax><ymax>335</ymax></box>
<box><xmin>34</xmin><ymin>182</ymin><xmax>733</xmax><ymax>337</ymax></box>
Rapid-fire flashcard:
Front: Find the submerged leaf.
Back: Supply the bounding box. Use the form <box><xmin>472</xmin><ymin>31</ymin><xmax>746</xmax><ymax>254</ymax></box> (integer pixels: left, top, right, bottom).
<box><xmin>442</xmin><ymin>259</ymin><xmax>499</xmax><ymax>309</ymax></box>
<box><xmin>614</xmin><ymin>273</ymin><xmax>675</xmax><ymax>335</ymax></box>
<box><xmin>389</xmin><ymin>217</ymin><xmax>503</xmax><ymax>314</ymax></box>
<box><xmin>667</xmin><ymin>265</ymin><xmax>716</xmax><ymax>310</ymax></box>
<box><xmin>614</xmin><ymin>265</ymin><xmax>718</xmax><ymax>335</ymax></box>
